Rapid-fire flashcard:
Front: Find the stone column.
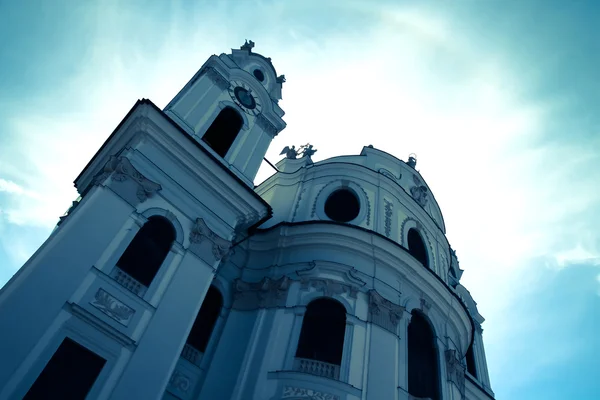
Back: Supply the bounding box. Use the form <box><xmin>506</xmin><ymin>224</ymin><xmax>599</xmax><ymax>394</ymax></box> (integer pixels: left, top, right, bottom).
<box><xmin>366</xmin><ymin>290</ymin><xmax>405</xmax><ymax>400</ymax></box>
<box><xmin>397</xmin><ymin>310</ymin><xmax>411</xmax><ymax>400</ymax></box>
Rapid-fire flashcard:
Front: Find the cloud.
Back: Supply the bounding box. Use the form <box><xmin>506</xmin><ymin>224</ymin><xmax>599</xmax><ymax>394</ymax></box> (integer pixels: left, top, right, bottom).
<box><xmin>1</xmin><ymin>1</ymin><xmax>599</xmax><ymax>397</ymax></box>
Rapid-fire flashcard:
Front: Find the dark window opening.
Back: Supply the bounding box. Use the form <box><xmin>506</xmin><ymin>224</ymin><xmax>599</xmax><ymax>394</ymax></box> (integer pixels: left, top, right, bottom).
<box><xmin>186</xmin><ymin>286</ymin><xmax>224</xmax><ymax>353</ymax></box>
<box><xmin>408</xmin><ymin>312</ymin><xmax>440</xmax><ymax>400</ymax></box>
<box><xmin>324</xmin><ymin>189</ymin><xmax>360</xmax><ymax>223</ymax></box>
<box><xmin>24</xmin><ymin>337</ymin><xmax>106</xmax><ymax>400</ymax></box>
<box><xmin>202</xmin><ymin>107</ymin><xmax>243</xmax><ymax>158</ymax></box>
<box><xmin>408</xmin><ymin>228</ymin><xmax>429</xmax><ymax>268</ymax></box>
<box><xmin>253</xmin><ymin>69</ymin><xmax>265</xmax><ymax>82</ymax></box>
<box><xmin>466</xmin><ymin>343</ymin><xmax>477</xmax><ymax>378</ymax></box>
<box><xmin>116</xmin><ymin>216</ymin><xmax>176</xmax><ymax>287</ymax></box>
<box><xmin>296</xmin><ymin>298</ymin><xmax>346</xmax><ymax>365</ymax></box>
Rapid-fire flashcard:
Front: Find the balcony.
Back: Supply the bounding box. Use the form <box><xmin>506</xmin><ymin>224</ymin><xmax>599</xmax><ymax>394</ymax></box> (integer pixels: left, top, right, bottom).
<box><xmin>111</xmin><ymin>266</ymin><xmax>147</xmax><ymax>297</ymax></box>
<box><xmin>181</xmin><ymin>343</ymin><xmax>203</xmax><ymax>367</ymax></box>
<box><xmin>293</xmin><ymin>357</ymin><xmax>340</xmax><ymax>380</ymax></box>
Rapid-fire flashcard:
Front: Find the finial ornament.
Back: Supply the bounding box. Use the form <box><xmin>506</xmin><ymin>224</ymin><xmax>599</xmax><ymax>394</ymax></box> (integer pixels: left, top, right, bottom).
<box><xmin>280</xmin><ymin>144</ymin><xmax>317</xmax><ymax>160</ymax></box>
<box><xmin>241</xmin><ymin>39</ymin><xmax>255</xmax><ymax>51</ymax></box>
<box><xmin>276</xmin><ymin>74</ymin><xmax>286</xmax><ymax>83</ymax></box>
<box><xmin>280</xmin><ymin>145</ymin><xmax>298</xmax><ymax>159</ymax></box>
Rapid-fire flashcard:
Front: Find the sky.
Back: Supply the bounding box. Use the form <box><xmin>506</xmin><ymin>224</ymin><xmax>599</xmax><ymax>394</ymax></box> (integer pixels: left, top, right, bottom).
<box><xmin>0</xmin><ymin>0</ymin><xmax>599</xmax><ymax>398</ymax></box>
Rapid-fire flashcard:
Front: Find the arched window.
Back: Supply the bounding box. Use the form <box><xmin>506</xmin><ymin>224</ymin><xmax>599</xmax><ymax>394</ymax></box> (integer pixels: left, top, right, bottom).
<box><xmin>408</xmin><ymin>311</ymin><xmax>440</xmax><ymax>400</ymax></box>
<box><xmin>186</xmin><ymin>286</ymin><xmax>223</xmax><ymax>354</ymax></box>
<box><xmin>116</xmin><ymin>216</ymin><xmax>176</xmax><ymax>287</ymax></box>
<box><xmin>408</xmin><ymin>228</ymin><xmax>429</xmax><ymax>268</ymax></box>
<box><xmin>202</xmin><ymin>107</ymin><xmax>243</xmax><ymax>157</ymax></box>
<box><xmin>296</xmin><ymin>298</ymin><xmax>346</xmax><ymax>368</ymax></box>
<box><xmin>466</xmin><ymin>342</ymin><xmax>477</xmax><ymax>378</ymax></box>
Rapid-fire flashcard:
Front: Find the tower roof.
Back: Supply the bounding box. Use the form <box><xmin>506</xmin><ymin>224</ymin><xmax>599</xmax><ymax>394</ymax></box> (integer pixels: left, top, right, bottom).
<box><xmin>229</xmin><ymin>40</ymin><xmax>285</xmax><ymax>102</ymax></box>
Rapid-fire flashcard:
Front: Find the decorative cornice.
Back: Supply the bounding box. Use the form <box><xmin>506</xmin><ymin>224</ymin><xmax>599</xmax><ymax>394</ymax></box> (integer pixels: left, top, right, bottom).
<box><xmin>384</xmin><ymin>198</ymin><xmax>393</xmax><ymax>237</ymax></box>
<box><xmin>368</xmin><ymin>290</ymin><xmax>405</xmax><ymax>334</ymax></box>
<box><xmin>283</xmin><ymin>386</ymin><xmax>339</xmax><ymax>400</ymax></box>
<box><xmin>204</xmin><ymin>66</ymin><xmax>230</xmax><ymax>90</ymax></box>
<box><xmin>189</xmin><ymin>218</ymin><xmax>231</xmax><ymax>265</ymax></box>
<box><xmin>256</xmin><ymin>113</ymin><xmax>279</xmax><ymax>136</ymax></box>
<box><xmin>94</xmin><ymin>156</ymin><xmax>161</xmax><ymax>205</ymax></box>
<box><xmin>445</xmin><ymin>349</ymin><xmax>466</xmax><ymax>398</ymax></box>
<box><xmin>300</xmin><ymin>277</ymin><xmax>359</xmax><ymax>299</ymax></box>
<box><xmin>232</xmin><ymin>276</ymin><xmax>291</xmax><ymax>310</ymax></box>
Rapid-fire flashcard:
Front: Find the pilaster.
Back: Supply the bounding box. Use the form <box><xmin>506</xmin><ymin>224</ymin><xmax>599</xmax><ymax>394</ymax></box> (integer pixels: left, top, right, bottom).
<box><xmin>108</xmin><ymin>250</ymin><xmax>215</xmax><ymax>400</ymax></box>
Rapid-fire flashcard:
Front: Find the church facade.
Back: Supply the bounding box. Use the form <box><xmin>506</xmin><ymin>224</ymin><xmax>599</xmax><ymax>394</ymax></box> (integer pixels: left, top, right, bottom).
<box><xmin>0</xmin><ymin>42</ymin><xmax>495</xmax><ymax>400</ymax></box>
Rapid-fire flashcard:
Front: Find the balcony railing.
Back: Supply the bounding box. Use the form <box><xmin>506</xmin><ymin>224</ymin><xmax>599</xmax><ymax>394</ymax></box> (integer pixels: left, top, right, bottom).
<box><xmin>111</xmin><ymin>267</ymin><xmax>147</xmax><ymax>297</ymax></box>
<box><xmin>293</xmin><ymin>357</ymin><xmax>340</xmax><ymax>380</ymax></box>
<box><xmin>181</xmin><ymin>343</ymin><xmax>203</xmax><ymax>367</ymax></box>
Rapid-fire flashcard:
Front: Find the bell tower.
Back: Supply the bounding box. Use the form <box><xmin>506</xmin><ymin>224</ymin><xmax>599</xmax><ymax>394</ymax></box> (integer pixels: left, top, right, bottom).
<box><xmin>165</xmin><ymin>40</ymin><xmax>287</xmax><ymax>186</ymax></box>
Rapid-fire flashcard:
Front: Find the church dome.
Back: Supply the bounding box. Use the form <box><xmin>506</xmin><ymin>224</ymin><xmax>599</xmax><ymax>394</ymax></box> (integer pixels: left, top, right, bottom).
<box><xmin>256</xmin><ymin>145</ymin><xmax>451</xmax><ymax>283</ymax></box>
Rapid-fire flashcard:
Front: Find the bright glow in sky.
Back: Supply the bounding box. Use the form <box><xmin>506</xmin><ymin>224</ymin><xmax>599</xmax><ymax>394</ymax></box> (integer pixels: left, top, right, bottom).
<box><xmin>1</xmin><ymin>1</ymin><xmax>599</xmax><ymax>398</ymax></box>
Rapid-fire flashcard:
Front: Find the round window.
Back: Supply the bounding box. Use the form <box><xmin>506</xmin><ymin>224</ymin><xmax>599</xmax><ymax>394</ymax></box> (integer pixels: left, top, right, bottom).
<box><xmin>324</xmin><ymin>189</ymin><xmax>360</xmax><ymax>222</ymax></box>
<box><xmin>253</xmin><ymin>69</ymin><xmax>265</xmax><ymax>82</ymax></box>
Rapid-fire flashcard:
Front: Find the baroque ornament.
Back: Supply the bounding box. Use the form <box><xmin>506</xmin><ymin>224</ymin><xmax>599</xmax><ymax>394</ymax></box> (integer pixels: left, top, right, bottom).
<box><xmin>94</xmin><ymin>156</ymin><xmax>162</xmax><ymax>204</ymax></box>
<box><xmin>410</xmin><ymin>175</ymin><xmax>429</xmax><ymax>208</ymax></box>
<box><xmin>90</xmin><ymin>288</ymin><xmax>135</xmax><ymax>326</ymax></box>
<box><xmin>300</xmin><ymin>278</ymin><xmax>359</xmax><ymax>299</ymax></box>
<box><xmin>232</xmin><ymin>276</ymin><xmax>291</xmax><ymax>310</ymax></box>
<box><xmin>378</xmin><ymin>168</ymin><xmax>401</xmax><ymax>181</ymax></box>
<box><xmin>282</xmin><ymin>386</ymin><xmax>339</xmax><ymax>400</ymax></box>
<box><xmin>168</xmin><ymin>369</ymin><xmax>192</xmax><ymax>394</ymax></box>
<box><xmin>384</xmin><ymin>199</ymin><xmax>394</xmax><ymax>237</ymax></box>
<box><xmin>189</xmin><ymin>218</ymin><xmax>231</xmax><ymax>264</ymax></box>
<box><xmin>420</xmin><ymin>296</ymin><xmax>432</xmax><ymax>315</ymax></box>
<box><xmin>368</xmin><ymin>290</ymin><xmax>405</xmax><ymax>334</ymax></box>
<box><xmin>445</xmin><ymin>349</ymin><xmax>466</xmax><ymax>398</ymax></box>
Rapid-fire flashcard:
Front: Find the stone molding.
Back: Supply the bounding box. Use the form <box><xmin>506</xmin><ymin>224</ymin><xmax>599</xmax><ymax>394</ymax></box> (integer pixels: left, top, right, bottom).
<box><xmin>94</xmin><ymin>156</ymin><xmax>161</xmax><ymax>205</ymax></box>
<box><xmin>282</xmin><ymin>386</ymin><xmax>339</xmax><ymax>400</ymax></box>
<box><xmin>204</xmin><ymin>66</ymin><xmax>230</xmax><ymax>90</ymax></box>
<box><xmin>90</xmin><ymin>288</ymin><xmax>135</xmax><ymax>326</ymax></box>
<box><xmin>189</xmin><ymin>218</ymin><xmax>231</xmax><ymax>265</ymax></box>
<box><xmin>232</xmin><ymin>276</ymin><xmax>291</xmax><ymax>310</ymax></box>
<box><xmin>291</xmin><ymin>187</ymin><xmax>307</xmax><ymax>222</ymax></box>
<box><xmin>445</xmin><ymin>349</ymin><xmax>466</xmax><ymax>398</ymax></box>
<box><xmin>256</xmin><ymin>113</ymin><xmax>279</xmax><ymax>136</ymax></box>
<box><xmin>368</xmin><ymin>290</ymin><xmax>405</xmax><ymax>334</ymax></box>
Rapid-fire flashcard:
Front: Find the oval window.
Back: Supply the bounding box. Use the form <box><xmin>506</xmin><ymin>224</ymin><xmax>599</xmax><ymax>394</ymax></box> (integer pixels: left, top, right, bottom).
<box><xmin>324</xmin><ymin>189</ymin><xmax>360</xmax><ymax>222</ymax></box>
<box><xmin>253</xmin><ymin>69</ymin><xmax>265</xmax><ymax>82</ymax></box>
